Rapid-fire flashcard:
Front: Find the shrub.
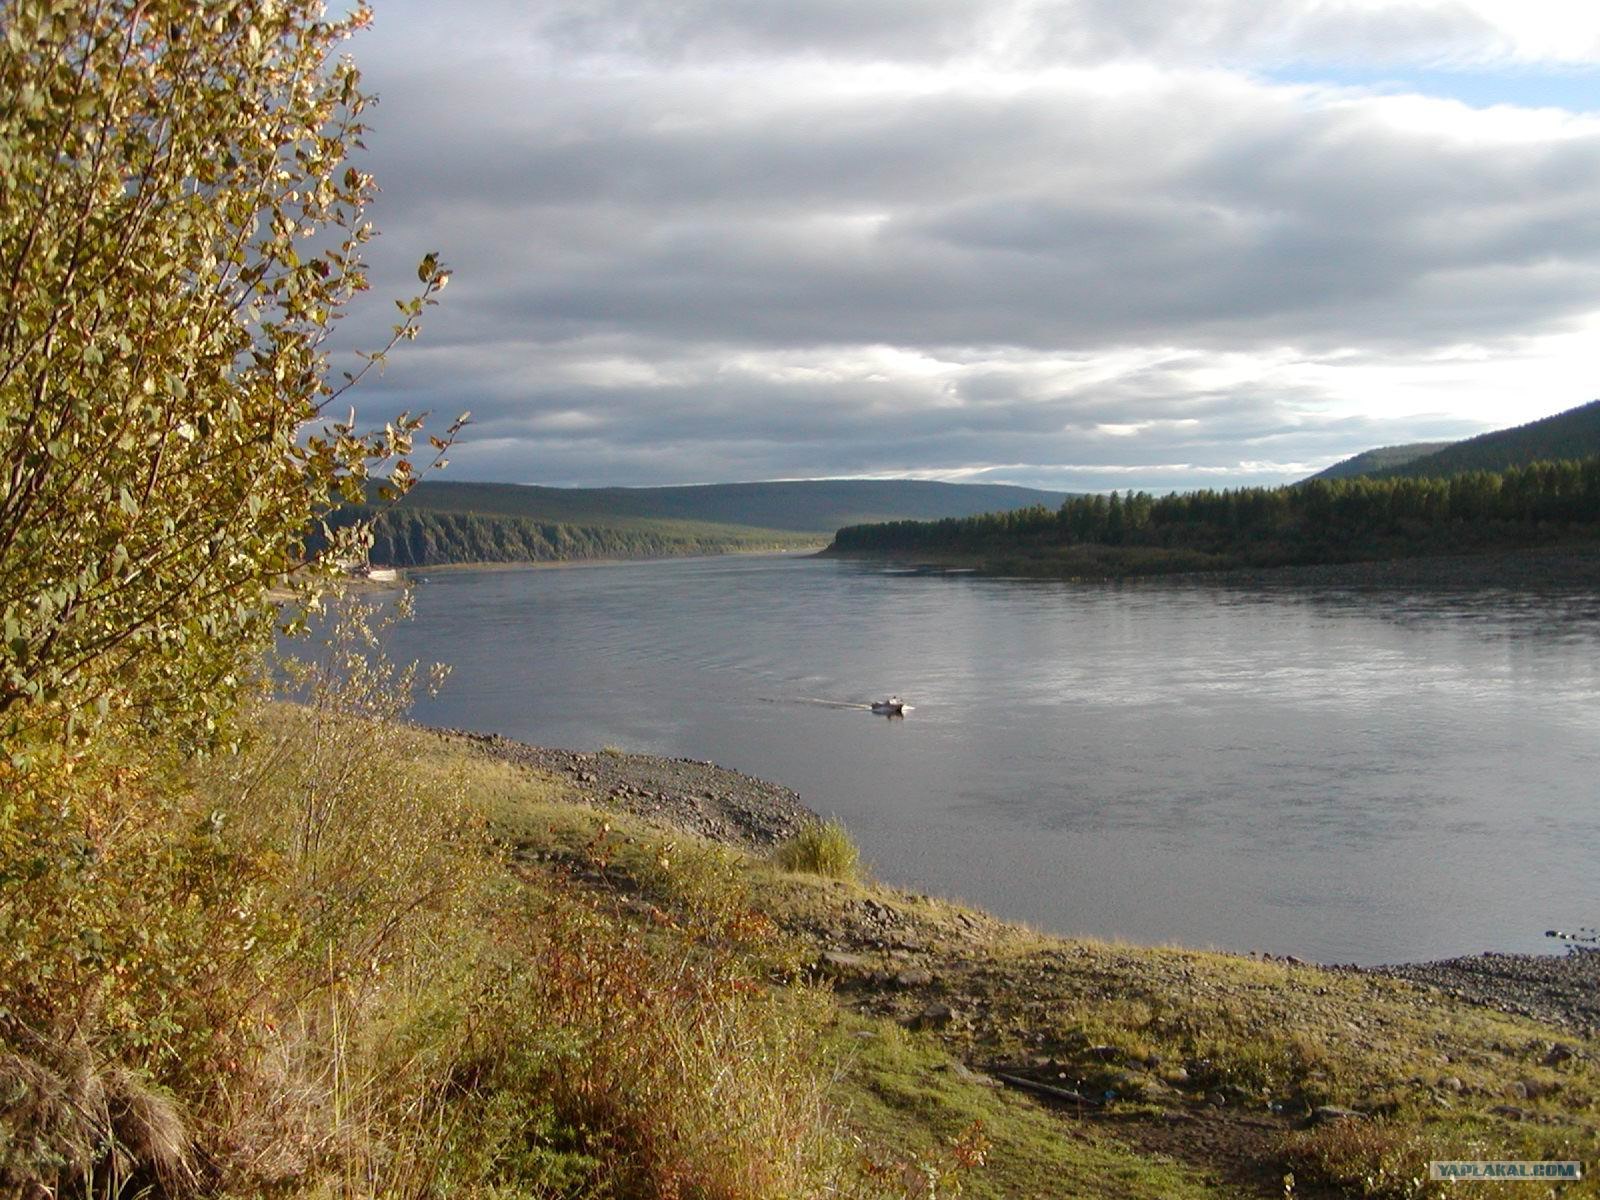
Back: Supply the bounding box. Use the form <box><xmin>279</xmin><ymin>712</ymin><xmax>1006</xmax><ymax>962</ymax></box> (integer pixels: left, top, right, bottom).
<box><xmin>774</xmin><ymin>818</ymin><xmax>862</xmax><ymax>880</ymax></box>
<box><xmin>451</xmin><ymin>889</ymin><xmax>852</xmax><ymax>1199</ymax></box>
<box><xmin>1283</xmin><ymin>1119</ymin><xmax>1443</xmax><ymax>1199</ymax></box>
<box><xmin>0</xmin><ymin>0</ymin><xmax>456</xmax><ymax>765</ymax></box>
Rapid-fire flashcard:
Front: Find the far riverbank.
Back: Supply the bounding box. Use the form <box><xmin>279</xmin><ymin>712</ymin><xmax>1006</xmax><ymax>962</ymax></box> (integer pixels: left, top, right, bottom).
<box><xmin>828</xmin><ymin>540</ymin><xmax>1600</xmax><ymax>591</ymax></box>
<box><xmin>395</xmin><ymin>543</ymin><xmax>826</xmax><ymax>578</ymax></box>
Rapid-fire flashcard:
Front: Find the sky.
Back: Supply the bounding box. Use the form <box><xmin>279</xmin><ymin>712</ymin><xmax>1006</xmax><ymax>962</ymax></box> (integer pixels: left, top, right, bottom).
<box><xmin>344</xmin><ymin>0</ymin><xmax>1600</xmax><ymax>493</ymax></box>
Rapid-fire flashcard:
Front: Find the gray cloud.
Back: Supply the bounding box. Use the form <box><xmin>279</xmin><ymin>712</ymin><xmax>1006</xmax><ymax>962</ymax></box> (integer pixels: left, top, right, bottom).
<box><xmin>404</xmin><ymin>0</ymin><xmax>1518</xmax><ymax>69</ymax></box>
<box><xmin>337</xmin><ymin>0</ymin><xmax>1600</xmax><ymax>490</ymax></box>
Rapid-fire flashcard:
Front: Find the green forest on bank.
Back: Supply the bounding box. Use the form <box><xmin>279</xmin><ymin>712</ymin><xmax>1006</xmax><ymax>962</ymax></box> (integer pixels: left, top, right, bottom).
<box><xmin>829</xmin><ymin>456</ymin><xmax>1600</xmax><ymax>575</ymax></box>
<box><xmin>360</xmin><ymin>402</ymin><xmax>1600</xmax><ymax>572</ymax></box>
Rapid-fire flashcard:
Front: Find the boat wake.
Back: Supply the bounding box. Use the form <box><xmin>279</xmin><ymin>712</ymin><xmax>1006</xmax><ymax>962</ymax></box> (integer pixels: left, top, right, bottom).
<box><xmin>759</xmin><ymin>696</ymin><xmax>915</xmax><ymax>712</ymax></box>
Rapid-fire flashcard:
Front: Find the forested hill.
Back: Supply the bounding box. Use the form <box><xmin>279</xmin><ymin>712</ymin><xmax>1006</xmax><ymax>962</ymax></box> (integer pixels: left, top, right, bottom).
<box><xmin>385</xmin><ymin>478</ymin><xmax>1069</xmax><ymax>533</ymax></box>
<box><xmin>1308</xmin><ymin>442</ymin><xmax>1452</xmax><ymax>480</ymax></box>
<box><xmin>331</xmin><ymin>507</ymin><xmax>816</xmax><ymax>568</ymax></box>
<box><xmin>1376</xmin><ymin>400</ymin><xmax>1600</xmax><ymax>479</ymax></box>
<box><xmin>1311</xmin><ymin>400</ymin><xmax>1600</xmax><ymax>482</ymax></box>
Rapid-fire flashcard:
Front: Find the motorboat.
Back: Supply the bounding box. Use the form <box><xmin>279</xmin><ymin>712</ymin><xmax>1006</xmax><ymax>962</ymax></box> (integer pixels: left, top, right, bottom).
<box><xmin>870</xmin><ymin>696</ymin><xmax>906</xmax><ymax>715</ymax></box>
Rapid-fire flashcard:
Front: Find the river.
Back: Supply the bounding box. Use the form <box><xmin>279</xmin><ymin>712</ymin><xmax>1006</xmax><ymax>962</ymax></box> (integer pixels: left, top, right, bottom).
<box><xmin>384</xmin><ymin>553</ymin><xmax>1600</xmax><ymax>965</ymax></box>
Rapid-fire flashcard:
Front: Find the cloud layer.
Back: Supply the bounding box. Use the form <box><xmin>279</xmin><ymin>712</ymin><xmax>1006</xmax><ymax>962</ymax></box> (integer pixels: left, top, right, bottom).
<box><xmin>345</xmin><ymin>0</ymin><xmax>1600</xmax><ymax>489</ymax></box>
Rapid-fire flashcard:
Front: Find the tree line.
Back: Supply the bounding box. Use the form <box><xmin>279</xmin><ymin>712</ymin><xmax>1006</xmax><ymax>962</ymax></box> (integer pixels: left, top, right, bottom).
<box><xmin>831</xmin><ymin>456</ymin><xmax>1600</xmax><ymax>567</ymax></box>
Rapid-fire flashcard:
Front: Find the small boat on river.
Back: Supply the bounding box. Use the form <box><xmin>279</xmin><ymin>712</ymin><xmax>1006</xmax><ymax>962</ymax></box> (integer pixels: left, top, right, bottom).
<box><xmin>871</xmin><ymin>696</ymin><xmax>906</xmax><ymax>715</ymax></box>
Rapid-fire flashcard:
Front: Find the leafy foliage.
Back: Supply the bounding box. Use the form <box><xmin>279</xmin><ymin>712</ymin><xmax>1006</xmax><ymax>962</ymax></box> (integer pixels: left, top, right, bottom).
<box><xmin>0</xmin><ymin>3</ymin><xmax>472</xmax><ymax>1190</ymax></box>
<box><xmin>0</xmin><ymin>0</ymin><xmax>455</xmax><ymax>761</ymax></box>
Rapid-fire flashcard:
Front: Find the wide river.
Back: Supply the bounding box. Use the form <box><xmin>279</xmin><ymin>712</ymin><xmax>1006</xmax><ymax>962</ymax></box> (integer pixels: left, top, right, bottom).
<box><xmin>387</xmin><ymin>553</ymin><xmax>1600</xmax><ymax>965</ymax></box>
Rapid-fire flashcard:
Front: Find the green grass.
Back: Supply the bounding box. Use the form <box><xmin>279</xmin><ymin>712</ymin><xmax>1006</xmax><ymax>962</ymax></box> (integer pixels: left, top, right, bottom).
<box><xmin>833</xmin><ymin>1017</ymin><xmax>1235</xmax><ymax>1199</ymax></box>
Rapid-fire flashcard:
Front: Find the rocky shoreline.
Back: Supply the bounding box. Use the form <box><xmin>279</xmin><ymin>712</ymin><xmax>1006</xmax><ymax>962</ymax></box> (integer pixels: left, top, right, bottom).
<box><xmin>438</xmin><ymin>727</ymin><xmax>818</xmax><ymax>848</ymax></box>
<box><xmin>1364</xmin><ymin>951</ymin><xmax>1600</xmax><ymax>1038</ymax></box>
<box><xmin>440</xmin><ymin>725</ymin><xmax>1599</xmax><ymax>1037</ymax></box>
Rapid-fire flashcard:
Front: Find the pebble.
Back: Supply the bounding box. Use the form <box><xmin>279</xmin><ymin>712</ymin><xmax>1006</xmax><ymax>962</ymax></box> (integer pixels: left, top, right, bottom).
<box><xmin>1310</xmin><ymin>1106</ymin><xmax>1366</xmax><ymax>1125</ymax></box>
<box><xmin>950</xmin><ymin>1061</ymin><xmax>999</xmax><ymax>1088</ymax></box>
<box><xmin>910</xmin><ymin>1002</ymin><xmax>956</xmax><ymax>1030</ymax></box>
<box><xmin>820</xmin><ymin>950</ymin><xmax>870</xmax><ymax>973</ymax></box>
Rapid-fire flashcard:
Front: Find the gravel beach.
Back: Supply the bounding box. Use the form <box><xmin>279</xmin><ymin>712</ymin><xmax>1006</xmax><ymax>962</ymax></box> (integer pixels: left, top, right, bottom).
<box><xmin>440</xmin><ymin>728</ymin><xmax>819</xmax><ymax>849</ymax></box>
<box><xmin>1365</xmin><ymin>950</ymin><xmax>1600</xmax><ymax>1037</ymax></box>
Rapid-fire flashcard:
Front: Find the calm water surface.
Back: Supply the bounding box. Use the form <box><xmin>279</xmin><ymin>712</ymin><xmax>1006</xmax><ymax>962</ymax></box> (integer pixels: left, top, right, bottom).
<box><xmin>387</xmin><ymin>554</ymin><xmax>1600</xmax><ymax>964</ymax></box>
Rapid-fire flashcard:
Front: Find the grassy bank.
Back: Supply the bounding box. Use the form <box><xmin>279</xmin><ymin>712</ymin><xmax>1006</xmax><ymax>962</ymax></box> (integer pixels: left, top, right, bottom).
<box><xmin>484</xmin><ymin>739</ymin><xmax>1600</xmax><ymax>1198</ymax></box>
<box><xmin>11</xmin><ymin>685</ymin><xmax>1594</xmax><ymax>1198</ymax></box>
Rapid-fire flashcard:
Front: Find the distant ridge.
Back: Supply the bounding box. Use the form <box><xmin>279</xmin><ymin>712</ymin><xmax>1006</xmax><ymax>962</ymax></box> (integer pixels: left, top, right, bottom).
<box><xmin>391</xmin><ymin>478</ymin><xmax>1070</xmax><ymax>535</ymax></box>
<box><xmin>1309</xmin><ymin>442</ymin><xmax>1452</xmax><ymax>481</ymax></box>
<box><xmin>345</xmin><ymin>478</ymin><xmax>1074</xmax><ymax>568</ymax></box>
<box><xmin>1310</xmin><ymin>400</ymin><xmax>1600</xmax><ymax>483</ymax></box>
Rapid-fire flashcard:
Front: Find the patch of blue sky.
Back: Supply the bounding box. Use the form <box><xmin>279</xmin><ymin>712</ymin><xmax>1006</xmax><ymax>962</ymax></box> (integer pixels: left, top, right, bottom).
<box><xmin>1260</xmin><ymin>64</ymin><xmax>1600</xmax><ymax>113</ymax></box>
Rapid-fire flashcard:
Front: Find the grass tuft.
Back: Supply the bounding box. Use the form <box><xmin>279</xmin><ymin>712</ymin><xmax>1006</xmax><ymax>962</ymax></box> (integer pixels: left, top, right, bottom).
<box><xmin>774</xmin><ymin>817</ymin><xmax>861</xmax><ymax>880</ymax></box>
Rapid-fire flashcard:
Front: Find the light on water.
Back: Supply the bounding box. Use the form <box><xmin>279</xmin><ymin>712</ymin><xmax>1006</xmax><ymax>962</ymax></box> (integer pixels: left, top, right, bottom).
<box><xmin>386</xmin><ymin>554</ymin><xmax>1600</xmax><ymax>965</ymax></box>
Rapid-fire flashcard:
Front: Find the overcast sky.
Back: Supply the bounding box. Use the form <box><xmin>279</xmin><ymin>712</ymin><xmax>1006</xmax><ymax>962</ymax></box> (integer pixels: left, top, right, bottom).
<box><xmin>344</xmin><ymin>0</ymin><xmax>1600</xmax><ymax>492</ymax></box>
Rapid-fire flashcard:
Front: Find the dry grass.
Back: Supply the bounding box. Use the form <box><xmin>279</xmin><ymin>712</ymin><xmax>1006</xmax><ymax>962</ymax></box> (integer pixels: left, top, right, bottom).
<box><xmin>0</xmin><ymin>1043</ymin><xmax>193</xmax><ymax>1197</ymax></box>
<box><xmin>504</xmin><ymin>890</ymin><xmax>847</xmax><ymax>1198</ymax></box>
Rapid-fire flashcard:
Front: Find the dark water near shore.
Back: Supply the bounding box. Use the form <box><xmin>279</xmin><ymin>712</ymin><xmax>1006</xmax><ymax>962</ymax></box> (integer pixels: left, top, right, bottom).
<box><xmin>387</xmin><ymin>554</ymin><xmax>1600</xmax><ymax>965</ymax></box>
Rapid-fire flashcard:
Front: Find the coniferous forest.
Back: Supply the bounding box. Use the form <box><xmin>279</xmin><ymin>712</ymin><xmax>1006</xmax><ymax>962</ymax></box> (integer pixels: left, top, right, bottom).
<box><xmin>829</xmin><ymin>456</ymin><xmax>1600</xmax><ymax>575</ymax></box>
